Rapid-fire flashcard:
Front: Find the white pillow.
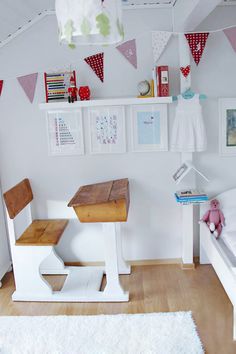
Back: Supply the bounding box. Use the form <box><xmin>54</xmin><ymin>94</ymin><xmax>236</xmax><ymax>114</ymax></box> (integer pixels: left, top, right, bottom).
<box><xmin>222</xmin><ymin>208</ymin><xmax>236</xmax><ymax>232</ymax></box>
<box><xmin>221</xmin><ymin>231</ymin><xmax>236</xmax><ymax>257</ymax></box>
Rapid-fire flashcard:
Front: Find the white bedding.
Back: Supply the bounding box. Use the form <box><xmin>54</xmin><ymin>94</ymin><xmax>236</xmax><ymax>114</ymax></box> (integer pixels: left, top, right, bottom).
<box><xmin>219</xmin><ymin>207</ymin><xmax>236</xmax><ymax>256</ymax></box>
<box><xmin>221</xmin><ymin>231</ymin><xmax>236</xmax><ymax>257</ymax></box>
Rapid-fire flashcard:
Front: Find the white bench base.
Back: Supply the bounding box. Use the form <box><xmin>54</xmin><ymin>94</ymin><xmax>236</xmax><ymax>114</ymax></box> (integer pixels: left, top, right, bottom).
<box><xmin>12</xmin><ymin>266</ymin><xmax>129</xmax><ymax>302</ymax></box>
<box><xmin>9</xmin><ymin>221</ymin><xmax>130</xmax><ymax>303</ymax></box>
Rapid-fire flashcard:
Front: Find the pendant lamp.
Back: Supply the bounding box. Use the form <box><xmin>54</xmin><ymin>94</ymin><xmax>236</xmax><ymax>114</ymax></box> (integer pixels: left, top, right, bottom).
<box><xmin>55</xmin><ymin>0</ymin><xmax>124</xmax><ymax>47</ymax></box>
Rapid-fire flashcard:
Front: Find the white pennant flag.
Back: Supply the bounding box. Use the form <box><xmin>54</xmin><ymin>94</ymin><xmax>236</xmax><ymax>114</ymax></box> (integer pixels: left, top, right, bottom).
<box><xmin>152</xmin><ymin>31</ymin><xmax>172</xmax><ymax>64</ymax></box>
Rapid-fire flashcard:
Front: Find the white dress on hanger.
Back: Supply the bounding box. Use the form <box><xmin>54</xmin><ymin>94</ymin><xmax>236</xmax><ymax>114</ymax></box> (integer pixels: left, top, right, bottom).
<box><xmin>170</xmin><ymin>94</ymin><xmax>207</xmax><ymax>152</ymax></box>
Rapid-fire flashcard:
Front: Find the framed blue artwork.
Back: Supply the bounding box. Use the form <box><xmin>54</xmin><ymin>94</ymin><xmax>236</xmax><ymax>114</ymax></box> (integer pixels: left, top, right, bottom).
<box><xmin>219</xmin><ymin>98</ymin><xmax>236</xmax><ymax>156</ymax></box>
<box><xmin>131</xmin><ymin>104</ymin><xmax>168</xmax><ymax>152</ymax></box>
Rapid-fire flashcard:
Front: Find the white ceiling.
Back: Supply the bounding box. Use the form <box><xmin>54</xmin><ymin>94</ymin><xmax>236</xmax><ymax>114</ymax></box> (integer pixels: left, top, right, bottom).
<box><xmin>122</xmin><ymin>0</ymin><xmax>176</xmax><ymax>7</ymax></box>
<box><xmin>0</xmin><ymin>0</ymin><xmax>54</xmax><ymax>46</ymax></box>
<box><xmin>0</xmin><ymin>0</ymin><xmax>234</xmax><ymax>48</ymax></box>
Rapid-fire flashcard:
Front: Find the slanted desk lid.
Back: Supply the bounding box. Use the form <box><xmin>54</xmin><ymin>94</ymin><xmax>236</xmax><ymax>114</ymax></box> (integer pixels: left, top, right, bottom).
<box><xmin>68</xmin><ymin>178</ymin><xmax>129</xmax><ymax>207</ymax></box>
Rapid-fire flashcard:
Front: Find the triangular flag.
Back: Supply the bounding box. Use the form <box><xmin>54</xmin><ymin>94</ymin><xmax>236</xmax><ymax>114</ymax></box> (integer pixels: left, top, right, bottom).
<box><xmin>116</xmin><ymin>39</ymin><xmax>137</xmax><ymax>69</ymax></box>
<box><xmin>0</xmin><ymin>80</ymin><xmax>3</xmax><ymax>96</ymax></box>
<box><xmin>180</xmin><ymin>65</ymin><xmax>191</xmax><ymax>78</ymax></box>
<box><xmin>185</xmin><ymin>33</ymin><xmax>209</xmax><ymax>65</ymax></box>
<box><xmin>17</xmin><ymin>73</ymin><xmax>38</xmax><ymax>103</ymax></box>
<box><xmin>224</xmin><ymin>27</ymin><xmax>236</xmax><ymax>53</ymax></box>
<box><xmin>84</xmin><ymin>53</ymin><xmax>104</xmax><ymax>82</ymax></box>
<box><xmin>152</xmin><ymin>31</ymin><xmax>172</xmax><ymax>64</ymax></box>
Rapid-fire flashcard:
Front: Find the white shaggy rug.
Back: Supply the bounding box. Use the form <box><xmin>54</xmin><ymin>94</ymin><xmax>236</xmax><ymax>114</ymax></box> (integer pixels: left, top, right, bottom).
<box><xmin>0</xmin><ymin>312</ymin><xmax>204</xmax><ymax>354</ymax></box>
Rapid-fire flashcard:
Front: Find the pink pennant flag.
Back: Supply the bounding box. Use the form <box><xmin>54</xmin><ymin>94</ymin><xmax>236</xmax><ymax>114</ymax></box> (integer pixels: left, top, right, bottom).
<box><xmin>0</xmin><ymin>80</ymin><xmax>3</xmax><ymax>96</ymax></box>
<box><xmin>224</xmin><ymin>27</ymin><xmax>236</xmax><ymax>53</ymax></box>
<box><xmin>116</xmin><ymin>39</ymin><xmax>137</xmax><ymax>69</ymax></box>
<box><xmin>17</xmin><ymin>73</ymin><xmax>38</xmax><ymax>103</ymax></box>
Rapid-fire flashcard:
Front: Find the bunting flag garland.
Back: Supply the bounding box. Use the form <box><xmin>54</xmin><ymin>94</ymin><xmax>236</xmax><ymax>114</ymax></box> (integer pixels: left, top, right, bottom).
<box><xmin>3</xmin><ymin>24</ymin><xmax>236</xmax><ymax>103</ymax></box>
<box><xmin>84</xmin><ymin>53</ymin><xmax>104</xmax><ymax>82</ymax></box>
<box><xmin>17</xmin><ymin>73</ymin><xmax>38</xmax><ymax>103</ymax></box>
<box><xmin>223</xmin><ymin>27</ymin><xmax>236</xmax><ymax>53</ymax></box>
<box><xmin>0</xmin><ymin>80</ymin><xmax>3</xmax><ymax>96</ymax></box>
<box><xmin>180</xmin><ymin>65</ymin><xmax>191</xmax><ymax>78</ymax></box>
<box><xmin>152</xmin><ymin>31</ymin><xmax>172</xmax><ymax>64</ymax></box>
<box><xmin>185</xmin><ymin>33</ymin><xmax>209</xmax><ymax>65</ymax></box>
<box><xmin>116</xmin><ymin>39</ymin><xmax>137</xmax><ymax>69</ymax></box>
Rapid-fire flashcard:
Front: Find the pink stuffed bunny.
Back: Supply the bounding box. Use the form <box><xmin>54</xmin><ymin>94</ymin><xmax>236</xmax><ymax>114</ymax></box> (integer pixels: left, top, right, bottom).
<box><xmin>201</xmin><ymin>199</ymin><xmax>225</xmax><ymax>238</ymax></box>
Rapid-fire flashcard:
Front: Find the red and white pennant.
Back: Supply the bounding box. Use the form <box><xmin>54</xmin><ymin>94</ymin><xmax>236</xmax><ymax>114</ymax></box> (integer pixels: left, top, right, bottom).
<box><xmin>185</xmin><ymin>33</ymin><xmax>209</xmax><ymax>65</ymax></box>
<box><xmin>84</xmin><ymin>53</ymin><xmax>104</xmax><ymax>82</ymax></box>
<box><xmin>0</xmin><ymin>80</ymin><xmax>3</xmax><ymax>96</ymax></box>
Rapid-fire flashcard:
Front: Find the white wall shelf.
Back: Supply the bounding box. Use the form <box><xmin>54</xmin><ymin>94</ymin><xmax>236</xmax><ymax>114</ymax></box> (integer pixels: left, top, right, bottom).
<box><xmin>39</xmin><ymin>96</ymin><xmax>173</xmax><ymax>110</ymax></box>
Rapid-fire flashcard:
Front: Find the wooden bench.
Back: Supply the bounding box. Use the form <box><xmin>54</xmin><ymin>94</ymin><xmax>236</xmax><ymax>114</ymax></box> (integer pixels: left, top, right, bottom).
<box><xmin>4</xmin><ymin>179</ymin><xmax>68</xmax><ymax>246</ymax></box>
<box><xmin>3</xmin><ymin>178</ymin><xmax>79</xmax><ymax>302</ymax></box>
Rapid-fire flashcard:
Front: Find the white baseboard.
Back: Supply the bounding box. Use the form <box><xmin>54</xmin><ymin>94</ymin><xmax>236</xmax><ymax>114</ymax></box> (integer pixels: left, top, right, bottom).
<box><xmin>65</xmin><ymin>257</ymin><xmax>200</xmax><ymax>267</ymax></box>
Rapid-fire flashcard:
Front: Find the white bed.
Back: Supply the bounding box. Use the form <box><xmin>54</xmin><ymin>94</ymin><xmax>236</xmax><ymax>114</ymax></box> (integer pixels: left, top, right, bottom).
<box><xmin>200</xmin><ymin>188</ymin><xmax>236</xmax><ymax>340</ymax></box>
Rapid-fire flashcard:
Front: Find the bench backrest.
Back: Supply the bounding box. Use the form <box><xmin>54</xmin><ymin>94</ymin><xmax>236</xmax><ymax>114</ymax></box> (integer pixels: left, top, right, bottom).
<box><xmin>3</xmin><ymin>179</ymin><xmax>33</xmax><ymax>219</ymax></box>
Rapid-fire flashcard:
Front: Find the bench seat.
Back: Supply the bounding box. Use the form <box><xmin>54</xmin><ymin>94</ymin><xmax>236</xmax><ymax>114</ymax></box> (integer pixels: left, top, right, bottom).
<box><xmin>15</xmin><ymin>219</ymin><xmax>68</xmax><ymax>246</ymax></box>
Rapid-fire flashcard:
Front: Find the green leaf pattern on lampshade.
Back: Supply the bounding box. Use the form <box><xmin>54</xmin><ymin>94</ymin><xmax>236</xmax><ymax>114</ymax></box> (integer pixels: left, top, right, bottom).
<box><xmin>58</xmin><ymin>22</ymin><xmax>63</xmax><ymax>41</ymax></box>
<box><xmin>64</xmin><ymin>19</ymin><xmax>74</xmax><ymax>45</ymax></box>
<box><xmin>55</xmin><ymin>0</ymin><xmax>124</xmax><ymax>45</ymax></box>
<box><xmin>81</xmin><ymin>18</ymin><xmax>91</xmax><ymax>36</ymax></box>
<box><xmin>117</xmin><ymin>19</ymin><xmax>124</xmax><ymax>41</ymax></box>
<box><xmin>96</xmin><ymin>13</ymin><xmax>111</xmax><ymax>37</ymax></box>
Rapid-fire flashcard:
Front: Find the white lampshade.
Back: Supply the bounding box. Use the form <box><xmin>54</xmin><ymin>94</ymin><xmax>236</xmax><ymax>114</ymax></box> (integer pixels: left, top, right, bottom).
<box><xmin>55</xmin><ymin>0</ymin><xmax>124</xmax><ymax>46</ymax></box>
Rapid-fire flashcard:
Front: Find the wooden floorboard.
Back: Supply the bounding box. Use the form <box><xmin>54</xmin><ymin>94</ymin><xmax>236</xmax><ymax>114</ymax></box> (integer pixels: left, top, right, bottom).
<box><xmin>0</xmin><ymin>264</ymin><xmax>236</xmax><ymax>353</ymax></box>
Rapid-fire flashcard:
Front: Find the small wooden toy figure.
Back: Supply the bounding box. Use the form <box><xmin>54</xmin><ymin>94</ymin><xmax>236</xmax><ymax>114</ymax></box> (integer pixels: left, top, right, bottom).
<box><xmin>68</xmin><ymin>76</ymin><xmax>78</xmax><ymax>103</ymax></box>
<box><xmin>201</xmin><ymin>199</ymin><xmax>225</xmax><ymax>238</ymax></box>
<box><xmin>79</xmin><ymin>86</ymin><xmax>91</xmax><ymax>101</ymax></box>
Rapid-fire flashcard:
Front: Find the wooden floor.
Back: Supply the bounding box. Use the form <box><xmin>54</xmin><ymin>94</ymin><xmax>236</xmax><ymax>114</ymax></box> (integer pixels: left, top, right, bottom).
<box><xmin>0</xmin><ymin>264</ymin><xmax>236</xmax><ymax>354</ymax></box>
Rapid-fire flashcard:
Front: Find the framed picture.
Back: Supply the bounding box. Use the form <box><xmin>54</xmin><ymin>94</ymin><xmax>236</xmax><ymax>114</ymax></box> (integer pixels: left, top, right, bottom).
<box><xmin>47</xmin><ymin>110</ymin><xmax>84</xmax><ymax>156</ymax></box>
<box><xmin>219</xmin><ymin>98</ymin><xmax>236</xmax><ymax>156</ymax></box>
<box><xmin>89</xmin><ymin>106</ymin><xmax>126</xmax><ymax>154</ymax></box>
<box><xmin>131</xmin><ymin>104</ymin><xmax>168</xmax><ymax>152</ymax></box>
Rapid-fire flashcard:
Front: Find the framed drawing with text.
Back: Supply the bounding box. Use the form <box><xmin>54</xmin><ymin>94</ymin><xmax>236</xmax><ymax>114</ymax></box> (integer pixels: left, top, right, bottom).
<box><xmin>89</xmin><ymin>106</ymin><xmax>126</xmax><ymax>154</ymax></box>
<box><xmin>219</xmin><ymin>98</ymin><xmax>236</xmax><ymax>156</ymax></box>
<box><xmin>47</xmin><ymin>110</ymin><xmax>84</xmax><ymax>156</ymax></box>
<box><xmin>131</xmin><ymin>104</ymin><xmax>168</xmax><ymax>152</ymax></box>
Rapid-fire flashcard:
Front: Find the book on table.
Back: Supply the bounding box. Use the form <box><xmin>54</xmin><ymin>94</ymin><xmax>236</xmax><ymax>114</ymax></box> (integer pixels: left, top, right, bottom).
<box><xmin>175</xmin><ymin>189</ymin><xmax>208</xmax><ymax>204</ymax></box>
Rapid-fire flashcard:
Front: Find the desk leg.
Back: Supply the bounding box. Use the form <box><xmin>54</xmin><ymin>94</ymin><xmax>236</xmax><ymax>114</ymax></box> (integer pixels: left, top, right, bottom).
<box><xmin>103</xmin><ymin>223</ymin><xmax>128</xmax><ymax>299</ymax></box>
<box><xmin>115</xmin><ymin>223</ymin><xmax>131</xmax><ymax>275</ymax></box>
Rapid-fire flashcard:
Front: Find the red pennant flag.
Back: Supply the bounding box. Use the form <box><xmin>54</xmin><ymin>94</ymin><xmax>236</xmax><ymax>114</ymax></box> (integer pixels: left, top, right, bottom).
<box><xmin>0</xmin><ymin>80</ymin><xmax>3</xmax><ymax>96</ymax></box>
<box><xmin>84</xmin><ymin>53</ymin><xmax>104</xmax><ymax>82</ymax></box>
<box><xmin>185</xmin><ymin>33</ymin><xmax>209</xmax><ymax>65</ymax></box>
<box><xmin>180</xmin><ymin>65</ymin><xmax>191</xmax><ymax>78</ymax></box>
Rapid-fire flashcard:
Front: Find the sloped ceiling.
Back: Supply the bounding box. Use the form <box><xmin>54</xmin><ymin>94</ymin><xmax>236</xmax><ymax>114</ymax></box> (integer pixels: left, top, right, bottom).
<box><xmin>0</xmin><ymin>0</ymin><xmax>232</xmax><ymax>48</ymax></box>
<box><xmin>0</xmin><ymin>0</ymin><xmax>177</xmax><ymax>47</ymax></box>
<box><xmin>0</xmin><ymin>0</ymin><xmax>54</xmax><ymax>46</ymax></box>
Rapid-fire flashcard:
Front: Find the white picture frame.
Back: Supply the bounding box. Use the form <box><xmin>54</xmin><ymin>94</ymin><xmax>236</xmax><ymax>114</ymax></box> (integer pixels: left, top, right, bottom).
<box><xmin>131</xmin><ymin>104</ymin><xmax>168</xmax><ymax>152</ymax></box>
<box><xmin>47</xmin><ymin>110</ymin><xmax>84</xmax><ymax>156</ymax></box>
<box><xmin>89</xmin><ymin>106</ymin><xmax>126</xmax><ymax>154</ymax></box>
<box><xmin>219</xmin><ymin>98</ymin><xmax>236</xmax><ymax>156</ymax></box>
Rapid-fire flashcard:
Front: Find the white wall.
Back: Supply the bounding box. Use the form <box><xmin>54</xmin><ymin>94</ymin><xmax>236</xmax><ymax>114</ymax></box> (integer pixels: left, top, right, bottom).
<box><xmin>0</xmin><ymin>6</ymin><xmax>235</xmax><ymax>262</ymax></box>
